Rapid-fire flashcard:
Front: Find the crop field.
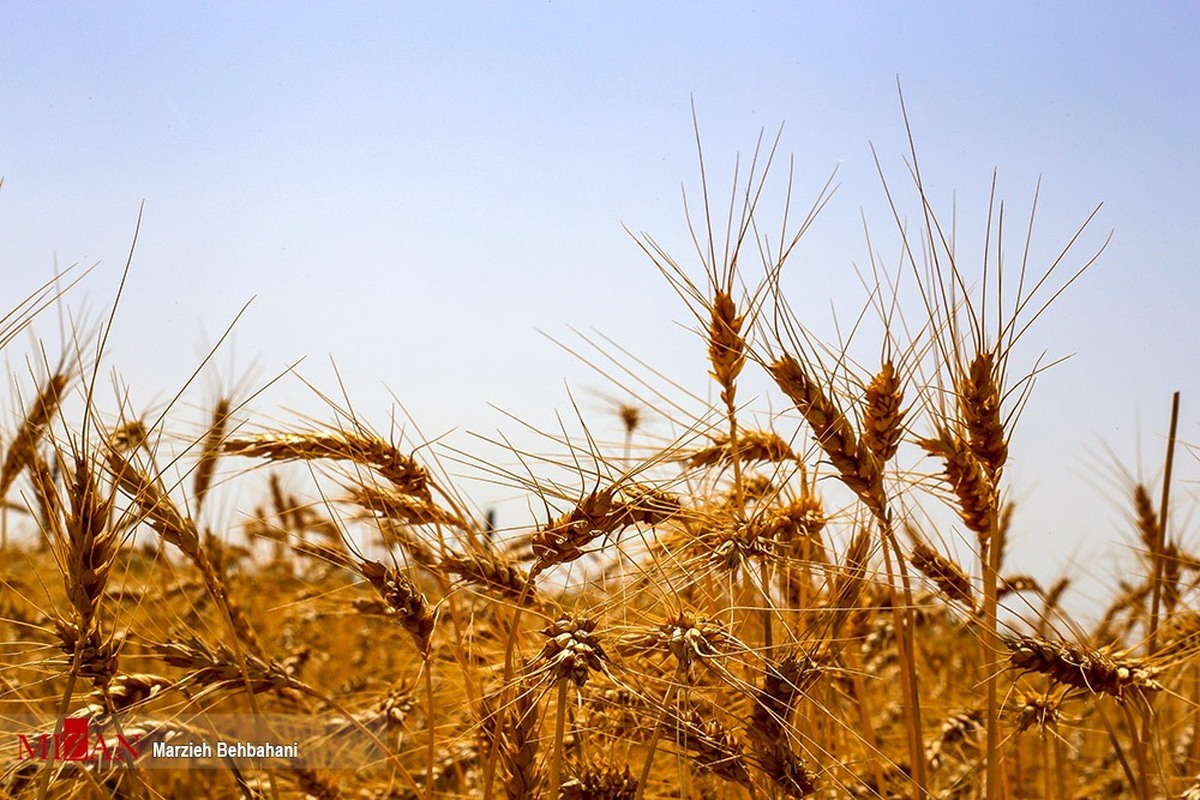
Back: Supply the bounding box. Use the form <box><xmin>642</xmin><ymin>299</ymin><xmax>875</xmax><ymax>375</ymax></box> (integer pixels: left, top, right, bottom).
<box><xmin>0</xmin><ymin>130</ymin><xmax>1195</xmax><ymax>800</ymax></box>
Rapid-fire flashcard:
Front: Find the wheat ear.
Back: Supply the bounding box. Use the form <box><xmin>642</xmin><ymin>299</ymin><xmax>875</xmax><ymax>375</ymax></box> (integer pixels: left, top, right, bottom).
<box><xmin>0</xmin><ymin>371</ymin><xmax>68</xmax><ymax>499</ymax></box>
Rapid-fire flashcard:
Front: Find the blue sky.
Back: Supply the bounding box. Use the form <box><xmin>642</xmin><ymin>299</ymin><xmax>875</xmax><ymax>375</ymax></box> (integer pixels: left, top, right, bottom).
<box><xmin>3</xmin><ymin>3</ymin><xmax>1199</xmax><ymax>609</ymax></box>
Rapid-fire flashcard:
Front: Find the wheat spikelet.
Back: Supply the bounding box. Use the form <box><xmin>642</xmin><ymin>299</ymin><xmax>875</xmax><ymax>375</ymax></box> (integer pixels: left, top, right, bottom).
<box><xmin>1162</xmin><ymin>540</ymin><xmax>1183</xmax><ymax>612</ymax></box>
<box><xmin>925</xmin><ymin>708</ymin><xmax>984</xmax><ymax>770</ymax></box>
<box><xmin>862</xmin><ymin>360</ymin><xmax>905</xmax><ymax>462</ymax></box>
<box><xmin>1010</xmin><ymin>690</ymin><xmax>1062</xmax><ymax>734</ymax></box>
<box><xmin>707</xmin><ymin>515</ymin><xmax>771</xmax><ymax>574</ymax></box>
<box><xmin>746</xmin><ymin>492</ymin><xmax>825</xmax><ymax>547</ymax></box>
<box><xmin>732</xmin><ymin>473</ymin><xmax>777</xmax><ymax>505</ymax></box>
<box><xmin>87</xmin><ymin>673</ymin><xmax>173</xmax><ymax>716</ymax></box>
<box><xmin>351</xmin><ymin>483</ymin><xmax>466</xmax><ymax>528</ymax></box>
<box><xmin>751</xmin><ymin>652</ymin><xmax>819</xmax><ymax>733</ymax></box>
<box><xmin>442</xmin><ymin>552</ymin><xmax>535</xmax><ymax>605</ymax></box>
<box><xmin>1133</xmin><ymin>483</ymin><xmax>1160</xmax><ymax>552</ymax></box>
<box><xmin>667</xmin><ymin>708</ymin><xmax>753</xmax><ymax>789</ymax></box>
<box><xmin>686</xmin><ymin>429</ymin><xmax>795</xmax><ymax>469</ymax></box>
<box><xmin>821</xmin><ymin>527</ymin><xmax>873</xmax><ymax>640</ymax></box>
<box><xmin>479</xmin><ymin>677</ymin><xmax>542</xmax><ymax>800</ymax></box>
<box><xmin>268</xmin><ymin>471</ymin><xmax>304</xmax><ymax>534</ymax></box>
<box><xmin>756</xmin><ymin>746</ymin><xmax>817</xmax><ymax>798</ymax></box>
<box><xmin>958</xmin><ymin>351</ymin><xmax>1008</xmax><ymax>478</ymax></box>
<box><xmin>224</xmin><ymin>430</ymin><xmax>430</xmax><ymax>499</ymax></box>
<box><xmin>1004</xmin><ymin>634</ymin><xmax>1162</xmax><ymax>701</ymax></box>
<box><xmin>998</xmin><ymin>574</ymin><xmax>1043</xmax><ymax>599</ymax></box>
<box><xmin>192</xmin><ymin>397</ymin><xmax>230</xmax><ymax>515</ymax></box>
<box><xmin>747</xmin><ymin>653</ymin><xmax>821</xmax><ymax>796</ymax></box>
<box><xmin>62</xmin><ymin>455</ymin><xmax>117</xmax><ymax>624</ymax></box>
<box><xmin>0</xmin><ymin>371</ymin><xmax>68</xmax><ymax>497</ymax></box>
<box><xmin>616</xmin><ymin>610</ymin><xmax>737</xmax><ymax>674</ymax></box>
<box><xmin>910</xmin><ymin>541</ymin><xmax>975</xmax><ymax>608</ymax></box>
<box><xmin>614</xmin><ymin>483</ymin><xmax>683</xmax><ymax>528</ymax></box>
<box><xmin>372</xmin><ymin>517</ymin><xmax>440</xmax><ymax>567</ymax></box>
<box><xmin>918</xmin><ymin>427</ymin><xmax>995</xmax><ymax>541</ymax></box>
<box><xmin>28</xmin><ymin>449</ymin><xmax>66</xmax><ymax>543</ymax></box>
<box><xmin>536</xmin><ymin>615</ymin><xmax>606</xmax><ymax>686</ymax></box>
<box><xmin>768</xmin><ymin>353</ymin><xmax>885</xmax><ymax>518</ymax></box>
<box><xmin>107</xmin><ymin>419</ymin><xmax>150</xmax><ymax>454</ymax></box>
<box><xmin>708</xmin><ymin>290</ymin><xmax>746</xmax><ymax>412</ymax></box>
<box><xmin>357</xmin><ymin>559</ymin><xmax>434</xmax><ymax>654</ymax></box>
<box><xmin>107</xmin><ymin>448</ymin><xmax>201</xmax><ymax>556</ymax></box>
<box><xmin>52</xmin><ymin>619</ymin><xmax>122</xmax><ymax>685</ymax></box>
<box><xmin>325</xmin><ymin>681</ymin><xmax>414</xmax><ymax>736</ymax></box>
<box><xmin>561</xmin><ymin>764</ymin><xmax>638</xmax><ymax>800</ymax></box>
<box><xmin>618</xmin><ymin>404</ymin><xmax>641</xmax><ymax>437</ymax></box>
<box><xmin>155</xmin><ymin>635</ymin><xmax>291</xmax><ymax>694</ymax></box>
<box><xmin>531</xmin><ymin>487</ymin><xmax>632</xmax><ymax>572</ymax></box>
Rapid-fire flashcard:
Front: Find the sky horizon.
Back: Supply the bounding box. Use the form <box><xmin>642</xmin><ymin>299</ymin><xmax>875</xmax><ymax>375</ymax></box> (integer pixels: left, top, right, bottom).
<box><xmin>3</xmin><ymin>3</ymin><xmax>1199</xmax><ymax>617</ymax></box>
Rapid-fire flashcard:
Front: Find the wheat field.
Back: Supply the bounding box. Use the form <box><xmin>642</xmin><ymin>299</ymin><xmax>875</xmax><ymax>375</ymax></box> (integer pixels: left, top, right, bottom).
<box><xmin>1</xmin><ymin>129</ymin><xmax>1195</xmax><ymax>800</ymax></box>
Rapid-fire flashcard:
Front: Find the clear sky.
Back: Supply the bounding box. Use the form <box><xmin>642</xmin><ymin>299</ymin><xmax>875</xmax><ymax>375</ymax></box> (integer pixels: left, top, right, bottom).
<box><xmin>3</xmin><ymin>3</ymin><xmax>1199</xmax><ymax>611</ymax></box>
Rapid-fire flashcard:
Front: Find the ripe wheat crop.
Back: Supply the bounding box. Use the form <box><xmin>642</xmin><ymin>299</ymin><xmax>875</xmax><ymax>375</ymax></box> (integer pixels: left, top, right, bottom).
<box><xmin>1</xmin><ymin>115</ymin><xmax>1195</xmax><ymax>800</ymax></box>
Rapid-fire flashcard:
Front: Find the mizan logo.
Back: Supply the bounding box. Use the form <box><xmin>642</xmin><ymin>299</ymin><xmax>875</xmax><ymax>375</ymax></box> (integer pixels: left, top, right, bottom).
<box><xmin>16</xmin><ymin>717</ymin><xmax>140</xmax><ymax>764</ymax></box>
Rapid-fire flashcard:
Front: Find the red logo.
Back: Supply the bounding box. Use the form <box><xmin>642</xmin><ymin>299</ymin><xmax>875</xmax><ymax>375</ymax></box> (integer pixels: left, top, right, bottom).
<box><xmin>16</xmin><ymin>717</ymin><xmax>140</xmax><ymax>763</ymax></box>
